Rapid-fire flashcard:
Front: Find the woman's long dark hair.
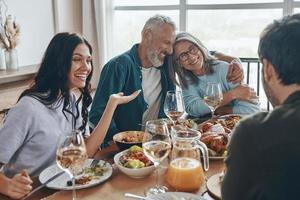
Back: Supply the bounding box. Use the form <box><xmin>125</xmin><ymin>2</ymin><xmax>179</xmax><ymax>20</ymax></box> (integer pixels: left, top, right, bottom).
<box><xmin>168</xmin><ymin>32</ymin><xmax>216</xmax><ymax>88</ymax></box>
<box><xmin>18</xmin><ymin>32</ymin><xmax>93</xmax><ymax>135</ymax></box>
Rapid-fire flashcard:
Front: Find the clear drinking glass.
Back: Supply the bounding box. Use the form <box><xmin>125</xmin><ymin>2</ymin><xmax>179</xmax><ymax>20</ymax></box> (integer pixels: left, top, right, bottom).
<box><xmin>164</xmin><ymin>90</ymin><xmax>185</xmax><ymax>125</ymax></box>
<box><xmin>142</xmin><ymin>120</ymin><xmax>172</xmax><ymax>196</ymax></box>
<box><xmin>56</xmin><ymin>130</ymin><xmax>88</xmax><ymax>200</ymax></box>
<box><xmin>204</xmin><ymin>82</ymin><xmax>223</xmax><ymax>118</ymax></box>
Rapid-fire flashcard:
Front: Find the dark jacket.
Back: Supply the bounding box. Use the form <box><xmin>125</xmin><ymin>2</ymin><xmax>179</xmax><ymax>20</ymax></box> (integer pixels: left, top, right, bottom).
<box><xmin>89</xmin><ymin>44</ymin><xmax>175</xmax><ymax>146</ymax></box>
<box><xmin>222</xmin><ymin>91</ymin><xmax>300</xmax><ymax>200</ymax></box>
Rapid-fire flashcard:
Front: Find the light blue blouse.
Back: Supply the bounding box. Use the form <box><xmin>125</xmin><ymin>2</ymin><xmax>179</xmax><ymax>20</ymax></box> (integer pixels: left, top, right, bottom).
<box><xmin>182</xmin><ymin>60</ymin><xmax>260</xmax><ymax>117</ymax></box>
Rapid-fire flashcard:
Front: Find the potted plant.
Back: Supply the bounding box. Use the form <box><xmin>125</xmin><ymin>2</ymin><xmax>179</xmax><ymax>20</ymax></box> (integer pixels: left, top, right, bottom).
<box><xmin>0</xmin><ymin>14</ymin><xmax>20</xmax><ymax>71</ymax></box>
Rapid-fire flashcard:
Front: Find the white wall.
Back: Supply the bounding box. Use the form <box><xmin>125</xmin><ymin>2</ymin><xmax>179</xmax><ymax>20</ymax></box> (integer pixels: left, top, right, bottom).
<box><xmin>4</xmin><ymin>0</ymin><xmax>83</xmax><ymax>67</ymax></box>
<box><xmin>54</xmin><ymin>0</ymin><xmax>82</xmax><ymax>33</ymax></box>
<box><xmin>4</xmin><ymin>0</ymin><xmax>55</xmax><ymax>66</ymax></box>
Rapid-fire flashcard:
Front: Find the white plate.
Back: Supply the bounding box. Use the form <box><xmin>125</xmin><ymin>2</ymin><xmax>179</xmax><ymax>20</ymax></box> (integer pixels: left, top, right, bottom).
<box><xmin>206</xmin><ymin>173</ymin><xmax>222</xmax><ymax>199</ymax></box>
<box><xmin>147</xmin><ymin>192</ymin><xmax>206</xmax><ymax>200</ymax></box>
<box><xmin>39</xmin><ymin>159</ymin><xmax>113</xmax><ymax>190</ymax></box>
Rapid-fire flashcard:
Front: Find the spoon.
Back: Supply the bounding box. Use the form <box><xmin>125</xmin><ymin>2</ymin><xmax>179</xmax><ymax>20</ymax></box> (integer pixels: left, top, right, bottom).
<box><xmin>124</xmin><ymin>193</ymin><xmax>147</xmax><ymax>200</ymax></box>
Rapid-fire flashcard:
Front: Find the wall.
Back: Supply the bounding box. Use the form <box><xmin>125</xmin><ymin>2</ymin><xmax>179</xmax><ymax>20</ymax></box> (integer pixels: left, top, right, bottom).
<box><xmin>4</xmin><ymin>0</ymin><xmax>55</xmax><ymax>66</ymax></box>
<box><xmin>3</xmin><ymin>0</ymin><xmax>83</xmax><ymax>67</ymax></box>
<box><xmin>54</xmin><ymin>0</ymin><xmax>82</xmax><ymax>33</ymax></box>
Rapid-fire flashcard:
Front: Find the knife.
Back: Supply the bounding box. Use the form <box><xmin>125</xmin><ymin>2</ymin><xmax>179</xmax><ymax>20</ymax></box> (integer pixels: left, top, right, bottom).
<box><xmin>21</xmin><ymin>171</ymin><xmax>65</xmax><ymax>200</ymax></box>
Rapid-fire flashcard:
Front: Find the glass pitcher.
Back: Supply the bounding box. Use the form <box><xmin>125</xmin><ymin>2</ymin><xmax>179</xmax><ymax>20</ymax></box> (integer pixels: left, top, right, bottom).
<box><xmin>166</xmin><ymin>127</ymin><xmax>209</xmax><ymax>192</ymax></box>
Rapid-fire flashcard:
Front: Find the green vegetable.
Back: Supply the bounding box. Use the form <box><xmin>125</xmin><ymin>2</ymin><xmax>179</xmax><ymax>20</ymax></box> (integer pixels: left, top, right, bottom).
<box><xmin>124</xmin><ymin>159</ymin><xmax>145</xmax><ymax>168</ymax></box>
<box><xmin>129</xmin><ymin>145</ymin><xmax>143</xmax><ymax>152</ymax></box>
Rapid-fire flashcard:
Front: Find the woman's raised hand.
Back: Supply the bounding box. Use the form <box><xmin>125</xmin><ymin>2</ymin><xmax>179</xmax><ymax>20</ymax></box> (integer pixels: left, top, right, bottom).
<box><xmin>110</xmin><ymin>90</ymin><xmax>141</xmax><ymax>105</ymax></box>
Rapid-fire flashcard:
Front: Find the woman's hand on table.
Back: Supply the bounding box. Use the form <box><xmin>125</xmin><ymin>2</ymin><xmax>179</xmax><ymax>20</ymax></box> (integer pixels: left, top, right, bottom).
<box><xmin>1</xmin><ymin>170</ymin><xmax>33</xmax><ymax>199</ymax></box>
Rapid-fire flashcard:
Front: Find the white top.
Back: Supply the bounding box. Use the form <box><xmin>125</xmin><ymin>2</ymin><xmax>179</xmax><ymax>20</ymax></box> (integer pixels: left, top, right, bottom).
<box><xmin>0</xmin><ymin>95</ymin><xmax>81</xmax><ymax>177</ymax></box>
<box><xmin>141</xmin><ymin>67</ymin><xmax>162</xmax><ymax>126</ymax></box>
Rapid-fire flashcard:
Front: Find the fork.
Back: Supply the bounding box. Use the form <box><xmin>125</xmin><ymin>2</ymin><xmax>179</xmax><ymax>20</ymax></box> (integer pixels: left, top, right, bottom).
<box><xmin>90</xmin><ymin>159</ymin><xmax>100</xmax><ymax>168</ymax></box>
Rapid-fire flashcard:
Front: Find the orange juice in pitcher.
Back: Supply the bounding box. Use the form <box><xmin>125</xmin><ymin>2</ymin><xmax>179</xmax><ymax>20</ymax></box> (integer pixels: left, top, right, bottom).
<box><xmin>166</xmin><ymin>157</ymin><xmax>205</xmax><ymax>191</ymax></box>
<box><xmin>167</xmin><ymin>127</ymin><xmax>209</xmax><ymax>192</ymax></box>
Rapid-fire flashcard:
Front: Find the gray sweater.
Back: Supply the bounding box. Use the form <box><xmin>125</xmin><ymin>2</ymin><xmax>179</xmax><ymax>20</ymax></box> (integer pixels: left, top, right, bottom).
<box><xmin>0</xmin><ymin>95</ymin><xmax>80</xmax><ymax>177</ymax></box>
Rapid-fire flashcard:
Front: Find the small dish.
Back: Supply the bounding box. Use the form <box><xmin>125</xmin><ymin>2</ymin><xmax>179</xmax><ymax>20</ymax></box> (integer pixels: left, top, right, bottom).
<box><xmin>114</xmin><ymin>149</ymin><xmax>155</xmax><ymax>178</ymax></box>
<box><xmin>113</xmin><ymin>131</ymin><xmax>148</xmax><ymax>151</ymax></box>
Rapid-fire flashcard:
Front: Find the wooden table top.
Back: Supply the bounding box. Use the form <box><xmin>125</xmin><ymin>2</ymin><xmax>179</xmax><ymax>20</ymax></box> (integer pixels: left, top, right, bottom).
<box><xmin>0</xmin><ymin>144</ymin><xmax>225</xmax><ymax>200</ymax></box>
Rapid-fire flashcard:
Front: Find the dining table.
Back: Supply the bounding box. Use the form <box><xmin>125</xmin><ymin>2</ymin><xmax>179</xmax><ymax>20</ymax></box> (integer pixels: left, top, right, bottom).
<box><xmin>0</xmin><ymin>143</ymin><xmax>225</xmax><ymax>200</ymax></box>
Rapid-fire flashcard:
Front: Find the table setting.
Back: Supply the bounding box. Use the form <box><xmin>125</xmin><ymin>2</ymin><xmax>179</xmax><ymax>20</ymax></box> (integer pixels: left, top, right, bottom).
<box><xmin>0</xmin><ymin>88</ymin><xmax>249</xmax><ymax>200</ymax></box>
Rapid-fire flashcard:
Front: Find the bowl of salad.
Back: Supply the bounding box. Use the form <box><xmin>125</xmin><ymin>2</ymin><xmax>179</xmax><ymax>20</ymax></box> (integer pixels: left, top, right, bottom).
<box><xmin>114</xmin><ymin>145</ymin><xmax>155</xmax><ymax>178</ymax></box>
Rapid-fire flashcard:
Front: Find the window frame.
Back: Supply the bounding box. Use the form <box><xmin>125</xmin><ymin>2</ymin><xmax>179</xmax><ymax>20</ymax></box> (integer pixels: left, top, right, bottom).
<box><xmin>114</xmin><ymin>0</ymin><xmax>299</xmax><ymax>32</ymax></box>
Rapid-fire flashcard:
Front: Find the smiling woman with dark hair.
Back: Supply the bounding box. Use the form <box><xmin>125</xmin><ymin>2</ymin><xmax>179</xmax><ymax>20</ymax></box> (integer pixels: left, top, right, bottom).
<box><xmin>0</xmin><ymin>32</ymin><xmax>140</xmax><ymax>199</ymax></box>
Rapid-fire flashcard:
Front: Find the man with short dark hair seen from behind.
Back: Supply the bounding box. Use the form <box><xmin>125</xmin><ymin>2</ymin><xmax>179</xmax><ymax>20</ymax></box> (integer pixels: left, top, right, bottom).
<box><xmin>222</xmin><ymin>13</ymin><xmax>300</xmax><ymax>200</ymax></box>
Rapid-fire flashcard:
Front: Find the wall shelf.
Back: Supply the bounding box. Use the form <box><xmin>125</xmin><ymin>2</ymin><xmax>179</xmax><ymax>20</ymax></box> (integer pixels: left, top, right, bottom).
<box><xmin>0</xmin><ymin>64</ymin><xmax>38</xmax><ymax>85</ymax></box>
<box><xmin>0</xmin><ymin>64</ymin><xmax>38</xmax><ymax>111</ymax></box>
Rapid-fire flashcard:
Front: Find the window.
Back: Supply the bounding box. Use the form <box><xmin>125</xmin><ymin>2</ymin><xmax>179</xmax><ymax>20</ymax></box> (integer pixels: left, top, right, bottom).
<box><xmin>111</xmin><ymin>0</ymin><xmax>294</xmax><ymax>59</ymax></box>
<box><xmin>187</xmin><ymin>9</ymin><xmax>282</xmax><ymax>57</ymax></box>
<box><xmin>109</xmin><ymin>0</ymin><xmax>298</xmax><ymax>110</ymax></box>
<box><xmin>112</xmin><ymin>11</ymin><xmax>179</xmax><ymax>57</ymax></box>
<box><xmin>114</xmin><ymin>0</ymin><xmax>178</xmax><ymax>6</ymax></box>
<box><xmin>188</xmin><ymin>0</ymin><xmax>283</xmax><ymax>3</ymax></box>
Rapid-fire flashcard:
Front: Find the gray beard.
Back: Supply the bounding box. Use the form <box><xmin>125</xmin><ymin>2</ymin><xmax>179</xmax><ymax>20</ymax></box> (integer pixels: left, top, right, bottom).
<box><xmin>147</xmin><ymin>48</ymin><xmax>163</xmax><ymax>67</ymax></box>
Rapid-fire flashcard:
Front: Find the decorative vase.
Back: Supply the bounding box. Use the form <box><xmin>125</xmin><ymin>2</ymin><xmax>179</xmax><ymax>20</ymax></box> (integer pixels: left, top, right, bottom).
<box><xmin>0</xmin><ymin>49</ymin><xmax>5</xmax><ymax>71</ymax></box>
<box><xmin>5</xmin><ymin>49</ymin><xmax>19</xmax><ymax>71</ymax></box>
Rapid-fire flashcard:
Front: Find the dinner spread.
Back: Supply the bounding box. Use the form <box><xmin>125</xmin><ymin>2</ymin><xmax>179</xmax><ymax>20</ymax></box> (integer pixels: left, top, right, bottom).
<box><xmin>198</xmin><ymin>115</ymin><xmax>242</xmax><ymax>157</ymax></box>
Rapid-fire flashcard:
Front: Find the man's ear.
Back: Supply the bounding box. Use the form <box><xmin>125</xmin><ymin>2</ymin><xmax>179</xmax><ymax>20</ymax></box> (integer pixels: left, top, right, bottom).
<box><xmin>143</xmin><ymin>29</ymin><xmax>152</xmax><ymax>41</ymax></box>
<box><xmin>262</xmin><ymin>58</ymin><xmax>277</xmax><ymax>83</ymax></box>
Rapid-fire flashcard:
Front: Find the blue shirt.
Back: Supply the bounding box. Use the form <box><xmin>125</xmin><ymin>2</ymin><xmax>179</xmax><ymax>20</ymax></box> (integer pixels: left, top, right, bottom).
<box><xmin>182</xmin><ymin>60</ymin><xmax>260</xmax><ymax>117</ymax></box>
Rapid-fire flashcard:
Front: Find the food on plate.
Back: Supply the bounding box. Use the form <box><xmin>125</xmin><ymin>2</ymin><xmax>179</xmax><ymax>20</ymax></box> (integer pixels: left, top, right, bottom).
<box><xmin>222</xmin><ymin>115</ymin><xmax>242</xmax><ymax>129</ymax></box>
<box><xmin>120</xmin><ymin>132</ymin><xmax>144</xmax><ymax>143</ymax></box>
<box><xmin>199</xmin><ymin>115</ymin><xmax>242</xmax><ymax>157</ymax></box>
<box><xmin>119</xmin><ymin>145</ymin><xmax>153</xmax><ymax>169</ymax></box>
<box><xmin>113</xmin><ymin>131</ymin><xmax>149</xmax><ymax>151</ymax></box>
<box><xmin>66</xmin><ymin>162</ymin><xmax>108</xmax><ymax>186</ymax></box>
<box><xmin>164</xmin><ymin>118</ymin><xmax>198</xmax><ymax>130</ymax></box>
<box><xmin>75</xmin><ymin>175</ymin><xmax>92</xmax><ymax>185</ymax></box>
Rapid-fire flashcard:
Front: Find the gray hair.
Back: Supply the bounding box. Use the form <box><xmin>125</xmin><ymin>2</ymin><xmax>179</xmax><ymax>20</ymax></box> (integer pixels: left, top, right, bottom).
<box><xmin>168</xmin><ymin>32</ymin><xmax>216</xmax><ymax>88</ymax></box>
<box><xmin>142</xmin><ymin>14</ymin><xmax>176</xmax><ymax>33</ymax></box>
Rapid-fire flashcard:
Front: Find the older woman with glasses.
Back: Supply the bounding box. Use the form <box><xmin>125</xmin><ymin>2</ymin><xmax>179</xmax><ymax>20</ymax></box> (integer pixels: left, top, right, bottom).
<box><xmin>168</xmin><ymin>32</ymin><xmax>260</xmax><ymax>117</ymax></box>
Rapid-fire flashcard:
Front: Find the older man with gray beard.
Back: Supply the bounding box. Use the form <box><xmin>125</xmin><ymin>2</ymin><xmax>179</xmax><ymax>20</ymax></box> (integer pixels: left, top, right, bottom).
<box><xmin>89</xmin><ymin>14</ymin><xmax>243</xmax><ymax>147</ymax></box>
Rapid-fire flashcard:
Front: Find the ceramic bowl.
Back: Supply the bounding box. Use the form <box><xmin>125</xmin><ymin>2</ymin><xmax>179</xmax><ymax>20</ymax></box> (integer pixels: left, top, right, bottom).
<box><xmin>113</xmin><ymin>149</ymin><xmax>155</xmax><ymax>178</ymax></box>
<box><xmin>113</xmin><ymin>131</ymin><xmax>147</xmax><ymax>151</ymax></box>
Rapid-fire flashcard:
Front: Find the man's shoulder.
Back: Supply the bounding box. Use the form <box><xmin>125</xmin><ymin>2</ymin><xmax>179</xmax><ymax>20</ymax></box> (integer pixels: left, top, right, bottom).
<box><xmin>239</xmin><ymin>112</ymin><xmax>268</xmax><ymax>127</ymax></box>
<box><xmin>105</xmin><ymin>46</ymin><xmax>139</xmax><ymax>68</ymax></box>
<box><xmin>232</xmin><ymin>112</ymin><xmax>269</xmax><ymax>139</ymax></box>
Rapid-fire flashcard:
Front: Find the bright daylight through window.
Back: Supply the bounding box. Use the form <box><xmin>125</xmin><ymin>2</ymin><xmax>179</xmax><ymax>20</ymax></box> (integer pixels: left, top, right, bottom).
<box><xmin>109</xmin><ymin>0</ymin><xmax>300</xmax><ymax>110</ymax></box>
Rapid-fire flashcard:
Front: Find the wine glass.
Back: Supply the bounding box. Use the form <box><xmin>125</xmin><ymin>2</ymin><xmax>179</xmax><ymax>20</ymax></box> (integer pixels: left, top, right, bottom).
<box><xmin>142</xmin><ymin>119</ymin><xmax>172</xmax><ymax>196</ymax></box>
<box><xmin>56</xmin><ymin>130</ymin><xmax>88</xmax><ymax>200</ymax></box>
<box><xmin>204</xmin><ymin>82</ymin><xmax>223</xmax><ymax>118</ymax></box>
<box><xmin>164</xmin><ymin>90</ymin><xmax>185</xmax><ymax>125</ymax></box>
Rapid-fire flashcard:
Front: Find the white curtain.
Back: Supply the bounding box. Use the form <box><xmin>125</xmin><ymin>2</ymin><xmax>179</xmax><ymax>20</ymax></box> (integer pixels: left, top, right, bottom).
<box><xmin>82</xmin><ymin>0</ymin><xmax>113</xmax><ymax>88</ymax></box>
